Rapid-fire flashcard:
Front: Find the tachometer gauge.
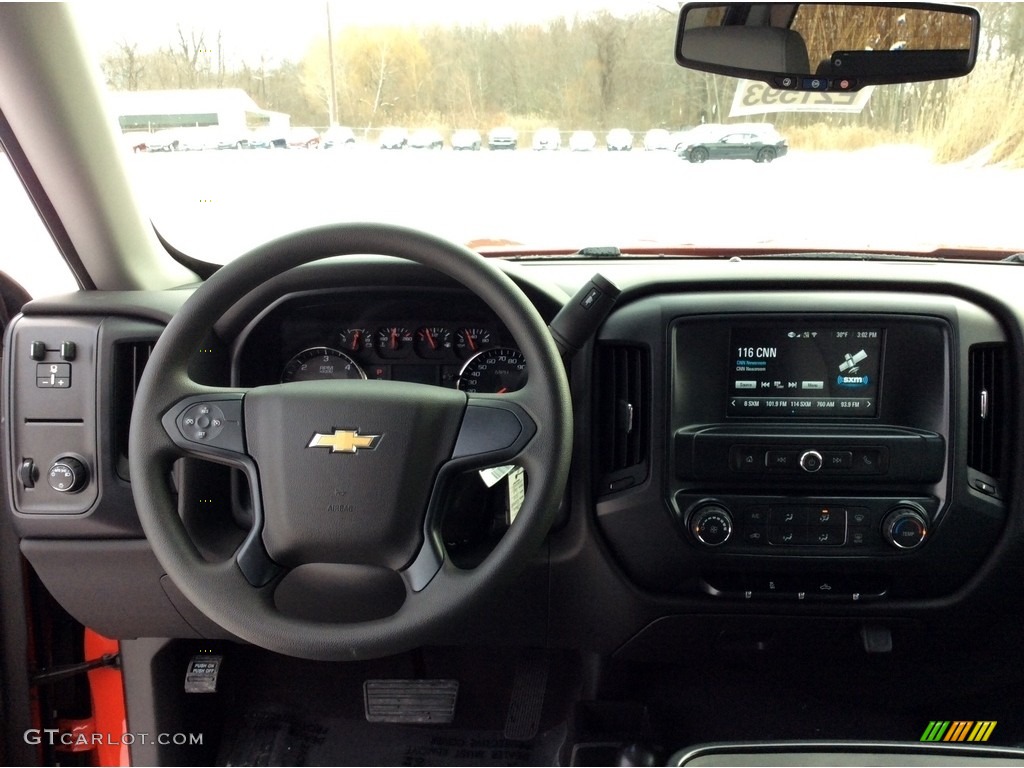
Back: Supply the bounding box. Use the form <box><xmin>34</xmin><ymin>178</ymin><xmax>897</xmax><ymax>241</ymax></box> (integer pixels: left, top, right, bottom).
<box><xmin>457</xmin><ymin>347</ymin><xmax>527</xmax><ymax>393</ymax></box>
<box><xmin>281</xmin><ymin>347</ymin><xmax>365</xmax><ymax>382</ymax></box>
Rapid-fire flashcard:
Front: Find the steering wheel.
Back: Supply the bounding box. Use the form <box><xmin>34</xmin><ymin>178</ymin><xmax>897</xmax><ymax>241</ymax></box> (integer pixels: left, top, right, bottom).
<box><xmin>128</xmin><ymin>223</ymin><xmax>572</xmax><ymax>661</ymax></box>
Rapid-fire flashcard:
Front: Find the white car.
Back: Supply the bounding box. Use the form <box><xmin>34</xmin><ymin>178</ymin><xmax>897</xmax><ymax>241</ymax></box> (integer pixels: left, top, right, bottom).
<box><xmin>569</xmin><ymin>130</ymin><xmax>597</xmax><ymax>151</ymax></box>
<box><xmin>378</xmin><ymin>127</ymin><xmax>408</xmax><ymax>149</ymax></box>
<box><xmin>320</xmin><ymin>125</ymin><xmax>357</xmax><ymax>149</ymax></box>
<box><xmin>450</xmin><ymin>129</ymin><xmax>482</xmax><ymax>150</ymax></box>
<box><xmin>606</xmin><ymin>128</ymin><xmax>633</xmax><ymax>151</ymax></box>
<box><xmin>532</xmin><ymin>127</ymin><xmax>561</xmax><ymax>150</ymax></box>
<box><xmin>487</xmin><ymin>126</ymin><xmax>518</xmax><ymax>149</ymax></box>
<box><xmin>643</xmin><ymin>127</ymin><xmax>672</xmax><ymax>150</ymax></box>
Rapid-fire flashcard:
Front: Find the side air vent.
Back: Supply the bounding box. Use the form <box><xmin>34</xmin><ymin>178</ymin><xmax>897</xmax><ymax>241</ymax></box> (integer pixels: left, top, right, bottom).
<box><xmin>594</xmin><ymin>344</ymin><xmax>650</xmax><ymax>494</ymax></box>
<box><xmin>967</xmin><ymin>344</ymin><xmax>1006</xmax><ymax>490</ymax></box>
<box><xmin>112</xmin><ymin>340</ymin><xmax>155</xmax><ymax>481</ymax></box>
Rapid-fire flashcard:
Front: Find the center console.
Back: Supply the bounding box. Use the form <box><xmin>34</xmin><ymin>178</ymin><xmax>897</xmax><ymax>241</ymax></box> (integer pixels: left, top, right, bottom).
<box><xmin>593</xmin><ymin>291</ymin><xmax>1008</xmax><ymax>603</ymax></box>
<box><xmin>672</xmin><ymin>314</ymin><xmax>947</xmax><ymax>563</ymax></box>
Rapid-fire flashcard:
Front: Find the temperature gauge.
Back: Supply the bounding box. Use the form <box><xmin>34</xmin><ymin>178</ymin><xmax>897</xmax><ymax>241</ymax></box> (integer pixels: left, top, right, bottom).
<box><xmin>376</xmin><ymin>326</ymin><xmax>413</xmax><ymax>358</ymax></box>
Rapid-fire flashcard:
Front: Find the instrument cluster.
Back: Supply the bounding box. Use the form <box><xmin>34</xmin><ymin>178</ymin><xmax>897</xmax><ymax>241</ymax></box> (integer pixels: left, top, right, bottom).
<box><xmin>236</xmin><ymin>291</ymin><xmax>528</xmax><ymax>394</ymax></box>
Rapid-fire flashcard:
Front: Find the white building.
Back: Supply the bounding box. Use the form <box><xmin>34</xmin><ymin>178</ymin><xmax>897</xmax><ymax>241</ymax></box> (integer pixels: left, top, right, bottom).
<box><xmin>111</xmin><ymin>89</ymin><xmax>289</xmax><ymax>137</ymax></box>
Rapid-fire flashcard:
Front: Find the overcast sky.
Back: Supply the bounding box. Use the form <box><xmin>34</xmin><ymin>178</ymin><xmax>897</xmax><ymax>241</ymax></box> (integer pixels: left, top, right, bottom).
<box><xmin>74</xmin><ymin>0</ymin><xmax>674</xmax><ymax>64</ymax></box>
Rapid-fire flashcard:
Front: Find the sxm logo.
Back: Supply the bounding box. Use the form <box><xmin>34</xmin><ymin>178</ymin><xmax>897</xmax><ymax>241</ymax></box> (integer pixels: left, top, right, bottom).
<box><xmin>920</xmin><ymin>721</ymin><xmax>997</xmax><ymax>743</ymax></box>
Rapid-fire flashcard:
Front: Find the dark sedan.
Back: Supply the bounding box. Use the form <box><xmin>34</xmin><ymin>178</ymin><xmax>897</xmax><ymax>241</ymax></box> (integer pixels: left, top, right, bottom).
<box><xmin>678</xmin><ymin>124</ymin><xmax>788</xmax><ymax>163</ymax></box>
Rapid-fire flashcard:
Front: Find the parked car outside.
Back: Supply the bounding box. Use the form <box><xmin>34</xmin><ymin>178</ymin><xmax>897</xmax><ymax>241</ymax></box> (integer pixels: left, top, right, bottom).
<box><xmin>409</xmin><ymin>128</ymin><xmax>445</xmax><ymax>150</ymax></box>
<box><xmin>569</xmin><ymin>129</ymin><xmax>597</xmax><ymax>151</ymax></box>
<box><xmin>486</xmin><ymin>126</ymin><xmax>518</xmax><ymax>150</ymax></box>
<box><xmin>532</xmin><ymin>127</ymin><xmax>561</xmax><ymax>150</ymax></box>
<box><xmin>605</xmin><ymin>127</ymin><xmax>633</xmax><ymax>151</ymax></box>
<box><xmin>678</xmin><ymin>123</ymin><xmax>788</xmax><ymax>163</ymax></box>
<box><xmin>320</xmin><ymin>125</ymin><xmax>356</xmax><ymax>149</ymax></box>
<box><xmin>378</xmin><ymin>127</ymin><xmax>408</xmax><ymax>149</ymax></box>
<box><xmin>450</xmin><ymin>128</ymin><xmax>482</xmax><ymax>151</ymax></box>
<box><xmin>144</xmin><ymin>128</ymin><xmax>180</xmax><ymax>152</ymax></box>
<box><xmin>642</xmin><ymin>127</ymin><xmax>672</xmax><ymax>150</ymax></box>
<box><xmin>287</xmin><ymin>127</ymin><xmax>320</xmax><ymax>149</ymax></box>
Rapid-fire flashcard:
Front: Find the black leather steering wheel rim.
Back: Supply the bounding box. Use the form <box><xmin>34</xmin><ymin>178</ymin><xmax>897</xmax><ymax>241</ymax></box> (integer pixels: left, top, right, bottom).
<box><xmin>128</xmin><ymin>223</ymin><xmax>572</xmax><ymax>661</ymax></box>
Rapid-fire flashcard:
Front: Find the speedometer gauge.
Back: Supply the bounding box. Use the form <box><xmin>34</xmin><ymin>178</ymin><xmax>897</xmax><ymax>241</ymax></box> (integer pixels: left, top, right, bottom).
<box><xmin>281</xmin><ymin>347</ymin><xmax>366</xmax><ymax>383</ymax></box>
<box><xmin>457</xmin><ymin>347</ymin><xmax>527</xmax><ymax>393</ymax></box>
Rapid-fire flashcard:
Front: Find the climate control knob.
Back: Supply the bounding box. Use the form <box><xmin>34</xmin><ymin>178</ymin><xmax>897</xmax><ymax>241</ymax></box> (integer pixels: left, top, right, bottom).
<box><xmin>689</xmin><ymin>504</ymin><xmax>733</xmax><ymax>547</ymax></box>
<box><xmin>882</xmin><ymin>505</ymin><xmax>928</xmax><ymax>550</ymax></box>
<box><xmin>48</xmin><ymin>456</ymin><xmax>88</xmax><ymax>493</ymax></box>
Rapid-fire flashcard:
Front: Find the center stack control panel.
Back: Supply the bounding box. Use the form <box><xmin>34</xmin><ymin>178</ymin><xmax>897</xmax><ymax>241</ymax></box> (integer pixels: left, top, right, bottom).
<box><xmin>670</xmin><ymin>313</ymin><xmax>951</xmax><ymax>561</ymax></box>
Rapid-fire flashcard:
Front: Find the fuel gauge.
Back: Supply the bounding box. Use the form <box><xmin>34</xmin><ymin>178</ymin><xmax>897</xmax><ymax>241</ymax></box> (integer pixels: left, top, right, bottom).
<box><xmin>339</xmin><ymin>328</ymin><xmax>371</xmax><ymax>354</ymax></box>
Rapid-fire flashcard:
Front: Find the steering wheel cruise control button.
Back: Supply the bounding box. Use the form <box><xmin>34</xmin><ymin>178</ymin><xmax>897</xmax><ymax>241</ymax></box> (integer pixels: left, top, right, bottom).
<box><xmin>169</xmin><ymin>396</ymin><xmax>246</xmax><ymax>454</ymax></box>
<box><xmin>181</xmin><ymin>403</ymin><xmax>226</xmax><ymax>441</ymax></box>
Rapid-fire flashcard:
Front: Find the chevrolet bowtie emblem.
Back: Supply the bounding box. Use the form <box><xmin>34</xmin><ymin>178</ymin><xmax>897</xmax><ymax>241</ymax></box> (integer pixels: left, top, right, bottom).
<box><xmin>307</xmin><ymin>429</ymin><xmax>381</xmax><ymax>453</ymax></box>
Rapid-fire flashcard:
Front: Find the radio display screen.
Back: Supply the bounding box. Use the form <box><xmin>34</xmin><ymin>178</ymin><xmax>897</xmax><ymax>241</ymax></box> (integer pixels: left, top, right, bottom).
<box><xmin>728</xmin><ymin>325</ymin><xmax>883</xmax><ymax>417</ymax></box>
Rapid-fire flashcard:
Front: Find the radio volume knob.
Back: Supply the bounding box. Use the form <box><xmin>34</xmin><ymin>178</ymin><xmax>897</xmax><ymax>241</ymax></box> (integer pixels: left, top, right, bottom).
<box><xmin>799</xmin><ymin>450</ymin><xmax>823</xmax><ymax>473</ymax></box>
<box><xmin>689</xmin><ymin>504</ymin><xmax>733</xmax><ymax>547</ymax></box>
<box><xmin>882</xmin><ymin>505</ymin><xmax>928</xmax><ymax>550</ymax></box>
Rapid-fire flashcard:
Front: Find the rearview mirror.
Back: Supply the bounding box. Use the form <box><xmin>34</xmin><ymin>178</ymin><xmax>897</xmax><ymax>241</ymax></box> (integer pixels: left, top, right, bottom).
<box><xmin>675</xmin><ymin>2</ymin><xmax>980</xmax><ymax>92</ymax></box>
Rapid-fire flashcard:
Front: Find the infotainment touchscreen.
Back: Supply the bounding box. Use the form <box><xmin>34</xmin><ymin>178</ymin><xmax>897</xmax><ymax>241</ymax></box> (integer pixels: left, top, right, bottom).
<box><xmin>728</xmin><ymin>326</ymin><xmax>882</xmax><ymax>417</ymax></box>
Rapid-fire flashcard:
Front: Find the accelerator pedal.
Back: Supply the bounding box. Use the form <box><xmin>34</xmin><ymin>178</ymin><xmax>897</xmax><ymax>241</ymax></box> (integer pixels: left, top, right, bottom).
<box><xmin>363</xmin><ymin>679</ymin><xmax>459</xmax><ymax>724</ymax></box>
<box><xmin>504</xmin><ymin>650</ymin><xmax>550</xmax><ymax>741</ymax></box>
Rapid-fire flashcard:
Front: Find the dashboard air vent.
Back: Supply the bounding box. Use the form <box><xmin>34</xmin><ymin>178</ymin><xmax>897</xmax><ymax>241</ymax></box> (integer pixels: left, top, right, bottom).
<box><xmin>967</xmin><ymin>344</ymin><xmax>1006</xmax><ymax>481</ymax></box>
<box><xmin>113</xmin><ymin>340</ymin><xmax>155</xmax><ymax>481</ymax></box>
<box><xmin>594</xmin><ymin>344</ymin><xmax>649</xmax><ymax>494</ymax></box>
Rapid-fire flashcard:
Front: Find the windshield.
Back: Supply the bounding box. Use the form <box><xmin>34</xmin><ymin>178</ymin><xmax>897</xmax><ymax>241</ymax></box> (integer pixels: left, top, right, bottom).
<box><xmin>77</xmin><ymin>1</ymin><xmax>1024</xmax><ymax>261</ymax></box>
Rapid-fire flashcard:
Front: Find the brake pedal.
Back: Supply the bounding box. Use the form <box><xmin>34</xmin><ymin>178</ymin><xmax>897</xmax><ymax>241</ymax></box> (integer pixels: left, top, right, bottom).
<box><xmin>363</xmin><ymin>679</ymin><xmax>459</xmax><ymax>724</ymax></box>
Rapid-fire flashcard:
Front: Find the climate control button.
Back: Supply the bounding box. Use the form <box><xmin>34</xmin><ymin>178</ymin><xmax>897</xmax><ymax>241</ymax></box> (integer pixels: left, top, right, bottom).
<box><xmin>689</xmin><ymin>504</ymin><xmax>733</xmax><ymax>547</ymax></box>
<box><xmin>882</xmin><ymin>505</ymin><xmax>929</xmax><ymax>550</ymax></box>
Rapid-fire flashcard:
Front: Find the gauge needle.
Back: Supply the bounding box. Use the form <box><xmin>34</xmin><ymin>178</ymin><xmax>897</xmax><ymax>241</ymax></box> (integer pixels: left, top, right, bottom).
<box><xmin>464</xmin><ymin>331</ymin><xmax>476</xmax><ymax>351</ymax></box>
<box><xmin>351</xmin><ymin>331</ymin><xmax>361</xmax><ymax>350</ymax></box>
<box><xmin>390</xmin><ymin>329</ymin><xmax>398</xmax><ymax>349</ymax></box>
<box><xmin>497</xmin><ymin>387</ymin><xmax>508</xmax><ymax>394</ymax></box>
<box><xmin>426</xmin><ymin>329</ymin><xmax>437</xmax><ymax>349</ymax></box>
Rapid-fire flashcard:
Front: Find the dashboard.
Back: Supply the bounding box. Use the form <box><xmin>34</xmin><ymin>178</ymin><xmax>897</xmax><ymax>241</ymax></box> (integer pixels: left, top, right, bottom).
<box><xmin>2</xmin><ymin>255</ymin><xmax>1022</xmax><ymax>658</ymax></box>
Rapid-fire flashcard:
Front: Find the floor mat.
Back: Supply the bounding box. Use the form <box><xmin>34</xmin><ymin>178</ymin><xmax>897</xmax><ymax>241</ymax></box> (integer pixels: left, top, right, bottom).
<box><xmin>219</xmin><ymin>708</ymin><xmax>566</xmax><ymax>766</ymax></box>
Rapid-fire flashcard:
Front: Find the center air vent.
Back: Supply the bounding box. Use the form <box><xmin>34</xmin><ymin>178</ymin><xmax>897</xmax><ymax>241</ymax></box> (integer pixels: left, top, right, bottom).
<box><xmin>112</xmin><ymin>340</ymin><xmax>155</xmax><ymax>481</ymax></box>
<box><xmin>967</xmin><ymin>343</ymin><xmax>1006</xmax><ymax>485</ymax></box>
<box><xmin>594</xmin><ymin>344</ymin><xmax>649</xmax><ymax>494</ymax></box>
